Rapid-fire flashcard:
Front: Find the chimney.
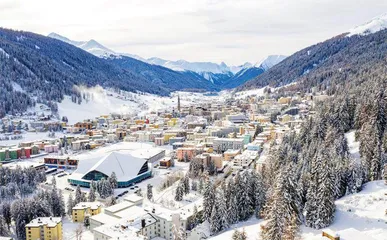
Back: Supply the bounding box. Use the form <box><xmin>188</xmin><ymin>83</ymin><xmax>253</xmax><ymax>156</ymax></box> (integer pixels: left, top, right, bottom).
<box><xmin>141</xmin><ymin>219</ymin><xmax>146</xmax><ymax>228</ymax></box>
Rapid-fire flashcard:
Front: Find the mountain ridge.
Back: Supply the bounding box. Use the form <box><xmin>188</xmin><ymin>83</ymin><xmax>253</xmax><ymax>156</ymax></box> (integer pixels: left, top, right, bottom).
<box><xmin>48</xmin><ymin>33</ymin><xmax>286</xmax><ymax>86</ymax></box>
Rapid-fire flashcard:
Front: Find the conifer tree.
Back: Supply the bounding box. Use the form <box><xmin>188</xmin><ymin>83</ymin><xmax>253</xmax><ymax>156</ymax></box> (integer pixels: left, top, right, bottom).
<box><xmin>203</xmin><ymin>179</ymin><xmax>215</xmax><ymax>221</ymax></box>
<box><xmin>109</xmin><ymin>172</ymin><xmax>118</xmax><ymax>189</ymax></box>
<box><xmin>74</xmin><ymin>185</ymin><xmax>84</xmax><ymax>204</ymax></box>
<box><xmin>175</xmin><ymin>181</ymin><xmax>184</xmax><ymax>202</ymax></box>
<box><xmin>67</xmin><ymin>193</ymin><xmax>75</xmax><ymax>216</ymax></box>
<box><xmin>183</xmin><ymin>174</ymin><xmax>190</xmax><ymax>195</ymax></box>
<box><xmin>88</xmin><ymin>183</ymin><xmax>97</xmax><ymax>202</ymax></box>
<box><xmin>147</xmin><ymin>184</ymin><xmax>153</xmax><ymax>201</ymax></box>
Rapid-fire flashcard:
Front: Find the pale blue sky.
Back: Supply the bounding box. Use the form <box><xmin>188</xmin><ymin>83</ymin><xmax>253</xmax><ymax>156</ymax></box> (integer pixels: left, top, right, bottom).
<box><xmin>1</xmin><ymin>0</ymin><xmax>386</xmax><ymax>65</ymax></box>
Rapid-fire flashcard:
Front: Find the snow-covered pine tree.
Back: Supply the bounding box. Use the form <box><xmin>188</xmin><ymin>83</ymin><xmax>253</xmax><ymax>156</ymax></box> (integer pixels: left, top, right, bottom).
<box><xmin>67</xmin><ymin>193</ymin><xmax>74</xmax><ymax>216</ymax></box>
<box><xmin>216</xmin><ymin>188</ymin><xmax>229</xmax><ymax>231</ymax></box>
<box><xmin>191</xmin><ymin>180</ymin><xmax>198</xmax><ymax>191</ymax></box>
<box><xmin>315</xmin><ymin>150</ymin><xmax>335</xmax><ymax>229</ymax></box>
<box><xmin>304</xmin><ymin>151</ymin><xmax>320</xmax><ymax>228</ymax></box>
<box><xmin>109</xmin><ymin>172</ymin><xmax>118</xmax><ymax>189</ymax></box>
<box><xmin>174</xmin><ymin>181</ymin><xmax>184</xmax><ymax>202</ymax></box>
<box><xmin>305</xmin><ymin>147</ymin><xmax>335</xmax><ymax>229</ymax></box>
<box><xmin>50</xmin><ymin>187</ymin><xmax>62</xmax><ymax>217</ymax></box>
<box><xmin>51</xmin><ymin>176</ymin><xmax>57</xmax><ymax>187</ymax></box>
<box><xmin>203</xmin><ymin>179</ymin><xmax>215</xmax><ymax>221</ymax></box>
<box><xmin>191</xmin><ymin>204</ymin><xmax>200</xmax><ymax>228</ymax></box>
<box><xmin>227</xmin><ymin>194</ymin><xmax>239</xmax><ymax>225</ymax></box>
<box><xmin>74</xmin><ymin>185</ymin><xmax>83</xmax><ymax>204</ymax></box>
<box><xmin>198</xmin><ymin>178</ymin><xmax>204</xmax><ymax>193</ymax></box>
<box><xmin>0</xmin><ymin>202</ymin><xmax>11</xmax><ymax>228</ymax></box>
<box><xmin>183</xmin><ymin>174</ymin><xmax>190</xmax><ymax>195</ymax></box>
<box><xmin>98</xmin><ymin>178</ymin><xmax>113</xmax><ymax>199</ymax></box>
<box><xmin>261</xmin><ymin>170</ymin><xmax>286</xmax><ymax>240</ymax></box>
<box><xmin>236</xmin><ymin>172</ymin><xmax>252</xmax><ymax>221</ymax></box>
<box><xmin>147</xmin><ymin>184</ymin><xmax>153</xmax><ymax>201</ymax></box>
<box><xmin>0</xmin><ymin>216</ymin><xmax>9</xmax><ymax>237</ymax></box>
<box><xmin>58</xmin><ymin>190</ymin><xmax>66</xmax><ymax>217</ymax></box>
<box><xmin>88</xmin><ymin>182</ymin><xmax>97</xmax><ymax>202</ymax></box>
<box><xmin>232</xmin><ymin>228</ymin><xmax>247</xmax><ymax>240</ymax></box>
<box><xmin>210</xmin><ymin>205</ymin><xmax>221</xmax><ymax>235</ymax></box>
<box><xmin>107</xmin><ymin>195</ymin><xmax>117</xmax><ymax>206</ymax></box>
<box><xmin>283</xmin><ymin>212</ymin><xmax>301</xmax><ymax>240</ymax></box>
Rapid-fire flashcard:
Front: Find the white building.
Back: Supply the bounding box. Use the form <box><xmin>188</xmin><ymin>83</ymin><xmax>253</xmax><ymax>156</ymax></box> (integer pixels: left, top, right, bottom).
<box><xmin>213</xmin><ymin>138</ymin><xmax>244</xmax><ymax>152</ymax></box>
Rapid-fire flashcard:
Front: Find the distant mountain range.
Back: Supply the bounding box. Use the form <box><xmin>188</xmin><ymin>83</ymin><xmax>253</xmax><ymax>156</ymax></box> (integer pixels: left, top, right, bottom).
<box><xmin>48</xmin><ymin>33</ymin><xmax>286</xmax><ymax>88</ymax></box>
<box><xmin>238</xmin><ymin>12</ymin><xmax>387</xmax><ymax>92</ymax></box>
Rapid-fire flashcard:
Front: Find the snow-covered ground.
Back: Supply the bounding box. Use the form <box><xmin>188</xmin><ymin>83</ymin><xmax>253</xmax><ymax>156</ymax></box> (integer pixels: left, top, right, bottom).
<box><xmin>0</xmin><ymin>131</ymin><xmax>68</xmax><ymax>146</ymax></box>
<box><xmin>345</xmin><ymin>130</ymin><xmax>360</xmax><ymax>160</ymax></box>
<box><xmin>209</xmin><ymin>181</ymin><xmax>387</xmax><ymax>240</ymax></box>
<box><xmin>57</xmin><ymin>87</ymin><xmax>228</xmax><ymax>124</ymax></box>
<box><xmin>234</xmin><ymin>87</ymin><xmax>266</xmax><ymax>99</ymax></box>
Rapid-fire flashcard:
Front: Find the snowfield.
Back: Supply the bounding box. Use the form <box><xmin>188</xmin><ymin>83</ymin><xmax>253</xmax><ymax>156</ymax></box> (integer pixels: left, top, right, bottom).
<box><xmin>348</xmin><ymin>13</ymin><xmax>387</xmax><ymax>37</ymax></box>
<box><xmin>209</xmin><ymin>181</ymin><xmax>387</xmax><ymax>240</ymax></box>
<box><xmin>57</xmin><ymin>87</ymin><xmax>228</xmax><ymax>124</ymax></box>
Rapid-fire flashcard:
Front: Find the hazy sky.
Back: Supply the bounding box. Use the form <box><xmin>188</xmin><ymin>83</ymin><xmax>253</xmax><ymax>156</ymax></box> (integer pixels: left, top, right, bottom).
<box><xmin>1</xmin><ymin>0</ymin><xmax>387</xmax><ymax>65</ymax></box>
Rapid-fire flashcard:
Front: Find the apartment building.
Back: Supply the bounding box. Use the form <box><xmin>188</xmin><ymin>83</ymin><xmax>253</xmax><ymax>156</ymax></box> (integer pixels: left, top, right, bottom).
<box><xmin>25</xmin><ymin>217</ymin><xmax>62</xmax><ymax>240</ymax></box>
<box><xmin>72</xmin><ymin>202</ymin><xmax>102</xmax><ymax>223</ymax></box>
<box><xmin>213</xmin><ymin>138</ymin><xmax>244</xmax><ymax>152</ymax></box>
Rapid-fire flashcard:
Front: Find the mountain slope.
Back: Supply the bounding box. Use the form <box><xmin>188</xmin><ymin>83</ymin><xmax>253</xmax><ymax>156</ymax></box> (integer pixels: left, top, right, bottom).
<box><xmin>107</xmin><ymin>56</ymin><xmax>219</xmax><ymax>92</ymax></box>
<box><xmin>256</xmin><ymin>55</ymin><xmax>287</xmax><ymax>70</ymax></box>
<box><xmin>238</xmin><ymin>28</ymin><xmax>387</xmax><ymax>92</ymax></box>
<box><xmin>1</xmin><ymin>28</ymin><xmax>215</xmax><ymax>116</ymax></box>
<box><xmin>347</xmin><ymin>13</ymin><xmax>387</xmax><ymax>36</ymax></box>
<box><xmin>48</xmin><ymin>33</ymin><xmax>285</xmax><ymax>89</ymax></box>
<box><xmin>223</xmin><ymin>67</ymin><xmax>265</xmax><ymax>89</ymax></box>
<box><xmin>48</xmin><ymin>32</ymin><xmax>116</xmax><ymax>57</ymax></box>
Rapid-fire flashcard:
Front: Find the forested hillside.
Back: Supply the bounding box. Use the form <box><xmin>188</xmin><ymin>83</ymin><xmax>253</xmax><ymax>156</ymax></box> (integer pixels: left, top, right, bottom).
<box><xmin>107</xmin><ymin>56</ymin><xmax>219</xmax><ymax>92</ymax></box>
<box><xmin>248</xmin><ymin>29</ymin><xmax>387</xmax><ymax>239</ymax></box>
<box><xmin>239</xmin><ymin>29</ymin><xmax>387</xmax><ymax>93</ymax></box>
<box><xmin>0</xmin><ymin>28</ymin><xmax>218</xmax><ymax>117</ymax></box>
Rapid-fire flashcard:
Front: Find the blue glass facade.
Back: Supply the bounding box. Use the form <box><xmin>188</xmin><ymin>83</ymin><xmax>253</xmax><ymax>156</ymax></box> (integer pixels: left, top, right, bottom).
<box><xmin>68</xmin><ymin>170</ymin><xmax>152</xmax><ymax>188</ymax></box>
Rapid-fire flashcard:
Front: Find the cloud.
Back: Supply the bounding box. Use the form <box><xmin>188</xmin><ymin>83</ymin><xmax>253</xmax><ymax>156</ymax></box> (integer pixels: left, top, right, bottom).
<box><xmin>0</xmin><ymin>0</ymin><xmax>387</xmax><ymax>65</ymax></box>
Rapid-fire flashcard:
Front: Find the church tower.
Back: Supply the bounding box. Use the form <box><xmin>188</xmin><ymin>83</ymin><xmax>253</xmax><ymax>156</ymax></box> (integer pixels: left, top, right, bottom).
<box><xmin>177</xmin><ymin>94</ymin><xmax>181</xmax><ymax>112</ymax></box>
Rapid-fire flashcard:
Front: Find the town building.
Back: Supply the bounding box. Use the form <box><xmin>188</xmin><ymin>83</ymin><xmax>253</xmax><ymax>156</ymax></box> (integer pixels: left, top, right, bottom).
<box><xmin>72</xmin><ymin>202</ymin><xmax>102</xmax><ymax>223</ymax></box>
<box><xmin>68</xmin><ymin>151</ymin><xmax>151</xmax><ymax>188</ymax></box>
<box><xmin>25</xmin><ymin>217</ymin><xmax>62</xmax><ymax>240</ymax></box>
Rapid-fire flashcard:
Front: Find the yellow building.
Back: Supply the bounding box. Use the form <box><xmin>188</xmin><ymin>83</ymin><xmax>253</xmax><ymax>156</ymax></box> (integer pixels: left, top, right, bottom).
<box><xmin>167</xmin><ymin>118</ymin><xmax>178</xmax><ymax>127</ymax></box>
<box><xmin>149</xmin><ymin>124</ymin><xmax>159</xmax><ymax>129</ymax></box>
<box><xmin>278</xmin><ymin>97</ymin><xmax>292</xmax><ymax>104</ymax></box>
<box><xmin>135</xmin><ymin>119</ymin><xmax>145</xmax><ymax>125</ymax></box>
<box><xmin>26</xmin><ymin>217</ymin><xmax>62</xmax><ymax>240</ymax></box>
<box><xmin>163</xmin><ymin>132</ymin><xmax>177</xmax><ymax>142</ymax></box>
<box><xmin>72</xmin><ymin>202</ymin><xmax>102</xmax><ymax>223</ymax></box>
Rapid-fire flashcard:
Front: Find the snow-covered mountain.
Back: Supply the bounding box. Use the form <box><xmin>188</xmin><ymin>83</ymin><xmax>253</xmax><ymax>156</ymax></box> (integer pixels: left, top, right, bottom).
<box><xmin>255</xmin><ymin>55</ymin><xmax>287</xmax><ymax>71</ymax></box>
<box><xmin>146</xmin><ymin>56</ymin><xmax>286</xmax><ymax>83</ymax></box>
<box><xmin>347</xmin><ymin>12</ymin><xmax>387</xmax><ymax>36</ymax></box>
<box><xmin>48</xmin><ymin>32</ymin><xmax>286</xmax><ymax>88</ymax></box>
<box><xmin>147</xmin><ymin>58</ymin><xmax>231</xmax><ymax>74</ymax></box>
<box><xmin>48</xmin><ymin>33</ymin><xmax>116</xmax><ymax>57</ymax></box>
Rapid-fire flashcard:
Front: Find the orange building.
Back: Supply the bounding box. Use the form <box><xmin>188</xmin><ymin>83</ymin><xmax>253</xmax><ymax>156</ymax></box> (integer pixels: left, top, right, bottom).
<box><xmin>176</xmin><ymin>148</ymin><xmax>196</xmax><ymax>161</ymax></box>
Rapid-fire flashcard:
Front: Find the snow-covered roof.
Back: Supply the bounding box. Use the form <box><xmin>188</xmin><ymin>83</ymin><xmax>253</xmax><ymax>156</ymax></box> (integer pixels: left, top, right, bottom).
<box><xmin>73</xmin><ymin>201</ymin><xmax>101</xmax><ymax>210</ymax></box>
<box><xmin>26</xmin><ymin>217</ymin><xmax>61</xmax><ymax>228</ymax></box>
<box><xmin>71</xmin><ymin>151</ymin><xmax>148</xmax><ymax>182</ymax></box>
<box><xmin>105</xmin><ymin>201</ymin><xmax>134</xmax><ymax>214</ymax></box>
<box><xmin>89</xmin><ymin>213</ymin><xmax>120</xmax><ymax>225</ymax></box>
<box><xmin>130</xmin><ymin>148</ymin><xmax>165</xmax><ymax>160</ymax></box>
